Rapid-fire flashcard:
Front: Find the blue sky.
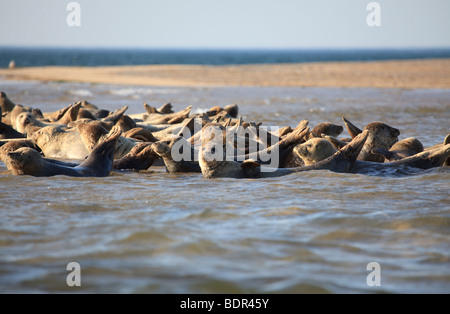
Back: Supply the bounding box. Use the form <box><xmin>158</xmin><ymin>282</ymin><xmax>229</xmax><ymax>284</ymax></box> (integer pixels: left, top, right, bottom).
<box><xmin>1</xmin><ymin>0</ymin><xmax>449</xmax><ymax>48</ymax></box>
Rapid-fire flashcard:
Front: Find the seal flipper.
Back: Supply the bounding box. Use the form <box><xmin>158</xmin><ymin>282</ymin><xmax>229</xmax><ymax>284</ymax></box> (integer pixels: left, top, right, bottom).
<box><xmin>44</xmin><ymin>159</ymin><xmax>78</xmax><ymax>168</ymax></box>
<box><xmin>372</xmin><ymin>148</ymin><xmax>401</xmax><ymax>161</ymax></box>
<box><xmin>76</xmin><ymin>122</ymin><xmax>109</xmax><ymax>151</ymax></box>
<box><xmin>113</xmin><ymin>142</ymin><xmax>159</xmax><ymax>171</ymax></box>
<box><xmin>240</xmin><ymin>159</ymin><xmax>261</xmax><ymax>178</ymax></box>
<box><xmin>277</xmin><ymin>120</ymin><xmax>309</xmax><ymax>150</ymax></box>
<box><xmin>78</xmin><ymin>127</ymin><xmax>122</xmax><ymax>176</ymax></box>
<box><xmin>123</xmin><ymin>127</ymin><xmax>157</xmax><ymax>142</ymax></box>
<box><xmin>385</xmin><ymin>144</ymin><xmax>450</xmax><ymax>170</ymax></box>
<box><xmin>46</xmin><ymin>104</ymin><xmax>71</xmax><ymax>122</ymax></box>
<box><xmin>168</xmin><ymin>106</ymin><xmax>192</xmax><ymax>124</ymax></box>
<box><xmin>103</xmin><ymin>106</ymin><xmax>129</xmax><ymax>125</ymax></box>
<box><xmin>58</xmin><ymin>102</ymin><xmax>81</xmax><ymax>125</ymax></box>
<box><xmin>176</xmin><ymin>116</ymin><xmax>196</xmax><ymax>137</ymax></box>
<box><xmin>144</xmin><ymin>103</ymin><xmax>159</xmax><ymax>114</ymax></box>
<box><xmin>426</xmin><ymin>144</ymin><xmax>450</xmax><ymax>168</ymax></box>
<box><xmin>342</xmin><ymin>117</ymin><xmax>362</xmax><ymax>139</ymax></box>
<box><xmin>321</xmin><ymin>134</ymin><xmax>347</xmax><ymax>150</ymax></box>
<box><xmin>0</xmin><ymin>91</ymin><xmax>17</xmax><ymax>113</ymax></box>
<box><xmin>0</xmin><ymin>122</ymin><xmax>25</xmax><ymax>139</ymax></box>
<box><xmin>341</xmin><ymin>130</ymin><xmax>370</xmax><ymax>170</ymax></box>
<box><xmin>445</xmin><ymin>134</ymin><xmax>450</xmax><ymax>166</ymax></box>
<box><xmin>158</xmin><ymin>103</ymin><xmax>174</xmax><ymax>114</ymax></box>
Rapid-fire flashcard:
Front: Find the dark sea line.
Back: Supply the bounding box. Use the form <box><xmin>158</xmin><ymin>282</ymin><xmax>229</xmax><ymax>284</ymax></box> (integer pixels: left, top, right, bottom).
<box><xmin>1</xmin><ymin>47</ymin><xmax>450</xmax><ymax>68</ymax></box>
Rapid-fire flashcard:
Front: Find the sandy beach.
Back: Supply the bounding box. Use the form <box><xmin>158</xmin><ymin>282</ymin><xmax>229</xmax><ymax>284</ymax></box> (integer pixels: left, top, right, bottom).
<box><xmin>1</xmin><ymin>59</ymin><xmax>449</xmax><ymax>89</ymax></box>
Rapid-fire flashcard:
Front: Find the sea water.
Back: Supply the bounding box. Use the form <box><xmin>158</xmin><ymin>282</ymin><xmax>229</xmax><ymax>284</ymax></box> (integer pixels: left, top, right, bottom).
<box><xmin>0</xmin><ymin>80</ymin><xmax>449</xmax><ymax>293</ymax></box>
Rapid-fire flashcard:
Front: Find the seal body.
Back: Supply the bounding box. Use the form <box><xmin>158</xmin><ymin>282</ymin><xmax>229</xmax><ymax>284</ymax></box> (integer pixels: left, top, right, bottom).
<box><xmin>359</xmin><ymin>122</ymin><xmax>400</xmax><ymax>162</ymax></box>
<box><xmin>7</xmin><ymin>129</ymin><xmax>122</xmax><ymax>177</ymax></box>
<box><xmin>294</xmin><ymin>138</ymin><xmax>337</xmax><ymax>166</ymax></box>
<box><xmin>31</xmin><ymin>126</ymin><xmax>90</xmax><ymax>160</ymax></box>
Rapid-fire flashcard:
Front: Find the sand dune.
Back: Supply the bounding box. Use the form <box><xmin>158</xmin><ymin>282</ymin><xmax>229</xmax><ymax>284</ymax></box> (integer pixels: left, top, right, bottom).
<box><xmin>1</xmin><ymin>59</ymin><xmax>449</xmax><ymax>89</ymax></box>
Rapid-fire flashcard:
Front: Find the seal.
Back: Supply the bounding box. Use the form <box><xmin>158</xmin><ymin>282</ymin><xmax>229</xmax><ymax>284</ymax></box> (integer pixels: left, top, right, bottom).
<box><xmin>197</xmin><ymin>122</ymin><xmax>310</xmax><ymax>178</ymax></box>
<box><xmin>10</xmin><ymin>104</ymin><xmax>30</xmax><ymax>129</ymax></box>
<box><xmin>310</xmin><ymin>122</ymin><xmax>343</xmax><ymax>138</ymax></box>
<box><xmin>204</xmin><ymin>104</ymin><xmax>239</xmax><ymax>118</ymax></box>
<box><xmin>144</xmin><ymin>105</ymin><xmax>192</xmax><ymax>125</ymax></box>
<box><xmin>56</xmin><ymin>103</ymin><xmax>81</xmax><ymax>125</ymax></box>
<box><xmin>423</xmin><ymin>134</ymin><xmax>450</xmax><ymax>166</ymax></box>
<box><xmin>342</xmin><ymin>117</ymin><xmax>400</xmax><ymax>162</ymax></box>
<box><xmin>294</xmin><ymin>138</ymin><xmax>337</xmax><ymax>166</ymax></box>
<box><xmin>198</xmin><ymin>129</ymin><xmax>369</xmax><ymax>179</ymax></box>
<box><xmin>158</xmin><ymin>103</ymin><xmax>174</xmax><ymax>114</ymax></box>
<box><xmin>116</xmin><ymin>115</ymin><xmax>137</xmax><ymax>132</ymax></box>
<box><xmin>152</xmin><ymin>136</ymin><xmax>201</xmax><ymax>173</ymax></box>
<box><xmin>15</xmin><ymin>112</ymin><xmax>48</xmax><ymax>135</ymax></box>
<box><xmin>0</xmin><ymin>92</ymin><xmax>16</xmax><ymax>114</ymax></box>
<box><xmin>44</xmin><ymin>103</ymin><xmax>74</xmax><ymax>122</ymax></box>
<box><xmin>153</xmin><ymin>121</ymin><xmax>310</xmax><ymax>174</ymax></box>
<box><xmin>76</xmin><ymin>121</ymin><xmax>135</xmax><ymax>159</ymax></box>
<box><xmin>373</xmin><ymin>137</ymin><xmax>424</xmax><ymax>161</ymax></box>
<box><xmin>342</xmin><ymin>117</ymin><xmax>363</xmax><ymax>139</ymax></box>
<box><xmin>0</xmin><ymin>121</ymin><xmax>25</xmax><ymax>139</ymax></box>
<box><xmin>224</xmin><ymin>104</ymin><xmax>239</xmax><ymax>118</ymax></box>
<box><xmin>30</xmin><ymin>125</ymin><xmax>91</xmax><ymax>160</ymax></box>
<box><xmin>0</xmin><ymin>140</ymin><xmax>39</xmax><ymax>170</ymax></box>
<box><xmin>62</xmin><ymin>121</ymin><xmax>159</xmax><ymax>166</ymax></box>
<box><xmin>294</xmin><ymin>133</ymin><xmax>450</xmax><ymax>173</ymax></box>
<box><xmin>113</xmin><ymin>142</ymin><xmax>159</xmax><ymax>171</ymax></box>
<box><xmin>6</xmin><ymin>128</ymin><xmax>122</xmax><ymax>177</ymax></box>
<box><xmin>122</xmin><ymin>127</ymin><xmax>158</xmax><ymax>142</ymax></box>
<box><xmin>360</xmin><ymin>122</ymin><xmax>400</xmax><ymax>162</ymax></box>
<box><xmin>102</xmin><ymin>106</ymin><xmax>129</xmax><ymax>126</ymax></box>
<box><xmin>321</xmin><ymin>134</ymin><xmax>348</xmax><ymax>150</ymax></box>
<box><xmin>77</xmin><ymin>108</ymin><xmax>98</xmax><ymax>121</ymax></box>
<box><xmin>150</xmin><ymin>116</ymin><xmax>196</xmax><ymax>141</ymax></box>
<box><xmin>351</xmin><ymin>144</ymin><xmax>450</xmax><ymax>173</ymax></box>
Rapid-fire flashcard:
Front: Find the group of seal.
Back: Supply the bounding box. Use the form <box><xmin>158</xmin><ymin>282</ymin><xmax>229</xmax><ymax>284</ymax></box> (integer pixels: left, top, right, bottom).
<box><xmin>1</xmin><ymin>91</ymin><xmax>449</xmax><ymax>178</ymax></box>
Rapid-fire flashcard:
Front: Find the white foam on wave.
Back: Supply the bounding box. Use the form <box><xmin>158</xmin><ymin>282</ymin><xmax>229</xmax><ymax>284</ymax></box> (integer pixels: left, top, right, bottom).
<box><xmin>109</xmin><ymin>87</ymin><xmax>186</xmax><ymax>97</ymax></box>
<box><xmin>193</xmin><ymin>108</ymin><xmax>209</xmax><ymax>114</ymax></box>
<box><xmin>110</xmin><ymin>88</ymin><xmax>147</xmax><ymax>96</ymax></box>
<box><xmin>68</xmin><ymin>89</ymin><xmax>93</xmax><ymax>97</ymax></box>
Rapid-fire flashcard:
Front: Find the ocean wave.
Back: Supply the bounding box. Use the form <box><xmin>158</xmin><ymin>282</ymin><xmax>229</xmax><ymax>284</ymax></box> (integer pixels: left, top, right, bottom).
<box><xmin>67</xmin><ymin>89</ymin><xmax>93</xmax><ymax>97</ymax></box>
<box><xmin>109</xmin><ymin>88</ymin><xmax>186</xmax><ymax>97</ymax></box>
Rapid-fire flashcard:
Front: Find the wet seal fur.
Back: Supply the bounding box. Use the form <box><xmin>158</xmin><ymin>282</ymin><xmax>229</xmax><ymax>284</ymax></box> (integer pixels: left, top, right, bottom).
<box><xmin>294</xmin><ymin>138</ymin><xmax>337</xmax><ymax>166</ymax></box>
<box><xmin>0</xmin><ymin>92</ymin><xmax>16</xmax><ymax>115</ymax></box>
<box><xmin>113</xmin><ymin>143</ymin><xmax>159</xmax><ymax>171</ymax></box>
<box><xmin>153</xmin><ymin>121</ymin><xmax>310</xmax><ymax>174</ymax></box>
<box><xmin>6</xmin><ymin>128</ymin><xmax>122</xmax><ymax>177</ymax></box>
<box><xmin>31</xmin><ymin>126</ymin><xmax>91</xmax><ymax>160</ymax></box>
<box><xmin>343</xmin><ymin>117</ymin><xmax>400</xmax><ymax>162</ymax></box>
<box><xmin>294</xmin><ymin>133</ymin><xmax>450</xmax><ymax>174</ymax></box>
<box><xmin>373</xmin><ymin>137</ymin><xmax>424</xmax><ymax>161</ymax></box>
<box><xmin>198</xmin><ymin>123</ymin><xmax>355</xmax><ymax>179</ymax></box>
<box><xmin>310</xmin><ymin>122</ymin><xmax>343</xmax><ymax>138</ymax></box>
<box><xmin>152</xmin><ymin>136</ymin><xmax>201</xmax><ymax>173</ymax></box>
<box><xmin>199</xmin><ymin>130</ymin><xmax>369</xmax><ymax>179</ymax></box>
<box><xmin>0</xmin><ymin>140</ymin><xmax>40</xmax><ymax>170</ymax></box>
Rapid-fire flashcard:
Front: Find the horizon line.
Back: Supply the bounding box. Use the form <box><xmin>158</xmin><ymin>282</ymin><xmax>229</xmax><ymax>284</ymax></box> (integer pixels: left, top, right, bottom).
<box><xmin>2</xmin><ymin>45</ymin><xmax>450</xmax><ymax>51</ymax></box>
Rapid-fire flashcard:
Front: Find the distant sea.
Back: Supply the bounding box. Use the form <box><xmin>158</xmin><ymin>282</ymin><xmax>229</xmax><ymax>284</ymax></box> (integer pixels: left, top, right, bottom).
<box><xmin>1</xmin><ymin>47</ymin><xmax>450</xmax><ymax>68</ymax></box>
